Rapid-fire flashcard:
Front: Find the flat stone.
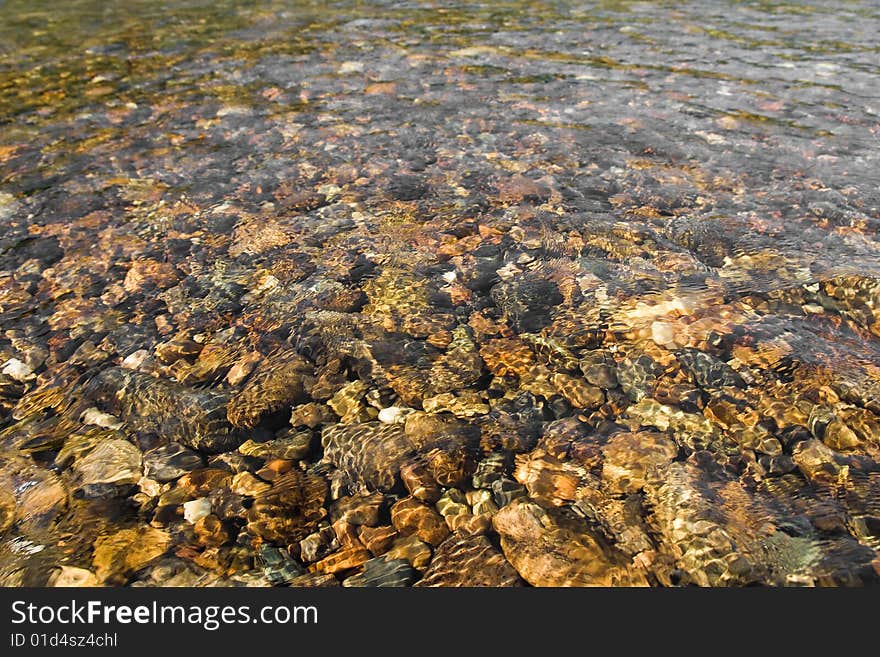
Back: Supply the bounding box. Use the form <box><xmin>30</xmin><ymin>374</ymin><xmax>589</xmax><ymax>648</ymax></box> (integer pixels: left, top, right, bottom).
<box><xmin>391</xmin><ymin>496</ymin><xmax>450</xmax><ymax>546</ymax></box>
<box><xmin>183</xmin><ymin>497</ymin><xmax>212</xmax><ymax>523</ymax></box>
<box><xmin>47</xmin><ymin>566</ymin><xmax>99</xmax><ymax>587</ymax></box>
<box><xmin>601</xmin><ymin>431</ymin><xmax>679</xmax><ymax>494</ymax></box>
<box><xmin>359</xmin><ymin>525</ymin><xmax>399</xmax><ymax>556</ymax></box>
<box><xmin>92</xmin><ymin>526</ymin><xmax>170</xmax><ymax>584</ymax></box>
<box><xmin>493</xmin><ymin>499</ymin><xmax>647</xmax><ymax>586</ymax></box>
<box><xmin>300</xmin><ymin>526</ymin><xmax>339</xmax><ymax>564</ymax></box>
<box><xmin>385</xmin><ymin>534</ymin><xmax>432</xmax><ymax>571</ymax></box>
<box><xmin>144</xmin><ymin>443</ymin><xmax>204</xmax><ymax>482</ymax></box>
<box><xmin>73</xmin><ymin>439</ymin><xmax>142</xmax><ymax>489</ymax></box>
<box><xmin>416</xmin><ymin>533</ymin><xmax>522</xmax><ymax>587</ymax></box>
<box><xmin>310</xmin><ymin>546</ymin><xmax>371</xmax><ymax>575</ymax></box>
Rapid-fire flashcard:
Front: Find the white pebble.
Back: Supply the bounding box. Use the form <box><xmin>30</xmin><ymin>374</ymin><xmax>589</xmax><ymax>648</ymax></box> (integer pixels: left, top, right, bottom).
<box><xmin>121</xmin><ymin>349</ymin><xmax>150</xmax><ymax>370</ymax></box>
<box><xmin>2</xmin><ymin>358</ymin><xmax>34</xmax><ymax>382</ymax></box>
<box><xmin>183</xmin><ymin>498</ymin><xmax>212</xmax><ymax>524</ymax></box>
<box><xmin>650</xmin><ymin>321</ymin><xmax>676</xmax><ymax>347</ymax></box>
<box><xmin>80</xmin><ymin>407</ymin><xmax>124</xmax><ymax>430</ymax></box>
<box><xmin>378</xmin><ymin>406</ymin><xmax>409</xmax><ymax>424</ymax></box>
<box><xmin>339</xmin><ymin>61</ymin><xmax>364</xmax><ymax>74</ymax></box>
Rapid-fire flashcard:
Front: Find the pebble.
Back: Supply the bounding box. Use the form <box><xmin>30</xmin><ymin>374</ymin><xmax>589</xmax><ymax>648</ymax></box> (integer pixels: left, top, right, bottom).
<box><xmin>2</xmin><ymin>358</ymin><xmax>33</xmax><ymax>382</ymax></box>
<box><xmin>144</xmin><ymin>443</ymin><xmax>204</xmax><ymax>482</ymax></box>
<box><xmin>391</xmin><ymin>496</ymin><xmax>450</xmax><ymax>546</ymax></box>
<box><xmin>80</xmin><ymin>407</ymin><xmax>124</xmax><ymax>429</ymax></box>
<box><xmin>385</xmin><ymin>534</ymin><xmax>433</xmax><ymax>571</ymax></box>
<box><xmin>47</xmin><ymin>566</ymin><xmax>99</xmax><ymax>587</ymax></box>
<box><xmin>183</xmin><ymin>497</ymin><xmax>212</xmax><ymax>523</ymax></box>
<box><xmin>378</xmin><ymin>406</ymin><xmax>411</xmax><ymax>424</ymax></box>
<box><xmin>73</xmin><ymin>439</ymin><xmax>143</xmax><ymax>490</ymax></box>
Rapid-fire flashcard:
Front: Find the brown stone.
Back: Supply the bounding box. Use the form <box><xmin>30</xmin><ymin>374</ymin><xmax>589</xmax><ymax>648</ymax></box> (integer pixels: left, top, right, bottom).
<box><xmin>332</xmin><ymin>518</ymin><xmax>363</xmax><ymax>548</ymax></box>
<box><xmin>93</xmin><ymin>526</ymin><xmax>171</xmax><ymax>584</ymax></box>
<box><xmin>514</xmin><ymin>451</ymin><xmax>586</xmax><ymax>506</ymax></box>
<box><xmin>289</xmin><ymin>572</ymin><xmax>340</xmax><ymax>587</ymax></box>
<box><xmin>290</xmin><ymin>402</ymin><xmax>336</xmax><ymax>429</ymax></box>
<box><xmin>227</xmin><ymin>351</ymin><xmax>311</xmax><ymax>429</ymax></box>
<box><xmin>424</xmin><ymin>444</ymin><xmax>473</xmax><ymax>488</ymax></box>
<box><xmin>225</xmin><ymin>352</ymin><xmax>261</xmax><ymax>386</ymax></box>
<box><xmin>479</xmin><ymin>338</ymin><xmax>535</xmax><ymax>377</ymax></box>
<box><xmin>255</xmin><ymin>459</ymin><xmax>294</xmax><ymax>481</ymax></box>
<box><xmin>793</xmin><ymin>439</ymin><xmax>843</xmax><ymax>483</ymax></box>
<box><xmin>400</xmin><ymin>460</ymin><xmax>441</xmax><ymax>503</ymax></box>
<box><xmin>246</xmin><ymin>470</ymin><xmax>327</xmax><ymax>544</ymax></box>
<box><xmin>0</xmin><ymin>489</ymin><xmax>15</xmax><ymax>534</ymax></box>
<box><xmin>194</xmin><ymin>514</ymin><xmax>230</xmax><ymax>548</ymax></box>
<box><xmin>310</xmin><ymin>546</ymin><xmax>371</xmax><ymax>575</ymax></box>
<box><xmin>154</xmin><ymin>338</ymin><xmax>203</xmax><ymax>364</ymax></box>
<box><xmin>330</xmin><ymin>492</ymin><xmax>384</xmax><ymax>526</ymax></box>
<box><xmin>47</xmin><ymin>566</ymin><xmax>99</xmax><ymax>587</ymax></box>
<box><xmin>551</xmin><ymin>373</ymin><xmax>605</xmax><ymax>410</ymax></box>
<box><xmin>823</xmin><ymin>419</ymin><xmax>861</xmax><ymax>451</ymax></box>
<box><xmin>446</xmin><ymin>512</ymin><xmax>492</xmax><ymax>535</ymax></box>
<box><xmin>416</xmin><ymin>533</ymin><xmax>522</xmax><ymax>587</ymax></box>
<box><xmin>123</xmin><ymin>259</ymin><xmax>178</xmax><ymax>293</ymax></box>
<box><xmin>601</xmin><ymin>431</ymin><xmax>678</xmax><ymax>494</ymax></box>
<box><xmin>385</xmin><ymin>534</ymin><xmax>432</xmax><ymax>571</ymax></box>
<box><xmin>391</xmin><ymin>496</ymin><xmax>450</xmax><ymax>546</ymax></box>
<box><xmin>493</xmin><ymin>499</ymin><xmax>647</xmax><ymax>586</ymax></box>
<box><xmin>359</xmin><ymin>525</ymin><xmax>399</xmax><ymax>557</ymax></box>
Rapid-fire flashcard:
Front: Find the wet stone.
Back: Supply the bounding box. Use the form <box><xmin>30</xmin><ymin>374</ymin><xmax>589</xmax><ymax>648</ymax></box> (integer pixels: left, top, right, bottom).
<box><xmin>246</xmin><ymin>470</ymin><xmax>328</xmax><ymax>545</ymax></box>
<box><xmin>493</xmin><ymin>499</ymin><xmax>647</xmax><ymax>586</ymax></box>
<box><xmin>258</xmin><ymin>546</ymin><xmax>304</xmax><ymax>584</ymax></box>
<box><xmin>194</xmin><ymin>514</ymin><xmax>231</xmax><ymax>548</ymax></box>
<box><xmin>311</xmin><ymin>546</ymin><xmax>371</xmax><ymax>575</ymax></box>
<box><xmin>330</xmin><ymin>493</ymin><xmax>384</xmax><ymax>526</ymax></box>
<box><xmin>322</xmin><ymin>422</ymin><xmax>411</xmax><ymax>492</ymax></box>
<box><xmin>300</xmin><ymin>526</ymin><xmax>339</xmax><ymax>564</ymax></box>
<box><xmin>385</xmin><ymin>534</ymin><xmax>433</xmax><ymax>571</ymax></box>
<box><xmin>793</xmin><ymin>439</ymin><xmax>844</xmax><ymax>483</ymax></box>
<box><xmin>416</xmin><ymin>533</ymin><xmax>522</xmax><ymax>587</ymax></box>
<box><xmin>601</xmin><ymin>431</ymin><xmax>679</xmax><ymax>495</ymax></box>
<box><xmin>92</xmin><ymin>526</ymin><xmax>171</xmax><ymax>585</ymax></box>
<box><xmin>0</xmin><ymin>489</ymin><xmax>16</xmax><ymax>534</ymax></box>
<box><xmin>490</xmin><ymin>275</ymin><xmax>563</xmax><ymax>333</ymax></box>
<box><xmin>472</xmin><ymin>452</ymin><xmax>510</xmax><ymax>489</ymax></box>
<box><xmin>391</xmin><ymin>496</ymin><xmax>450</xmax><ymax>546</ymax></box>
<box><xmin>238</xmin><ymin>428</ymin><xmax>313</xmax><ymax>461</ymax></box>
<box><xmin>144</xmin><ymin>443</ymin><xmax>203</xmax><ymax>482</ymax></box>
<box><xmin>617</xmin><ymin>356</ymin><xmax>662</xmax><ymax>402</ymax></box>
<box><xmin>514</xmin><ymin>452</ymin><xmax>587</xmax><ymax>507</ymax></box>
<box><xmin>289</xmin><ymin>572</ymin><xmax>339</xmax><ymax>588</ymax></box>
<box><xmin>677</xmin><ymin>349</ymin><xmax>745</xmax><ymax>389</ymax></box>
<box><xmin>359</xmin><ymin>525</ymin><xmax>399</xmax><ymax>557</ymax></box>
<box><xmin>47</xmin><ymin>566</ymin><xmax>99</xmax><ymax>588</ymax></box>
<box><xmin>291</xmin><ymin>402</ymin><xmax>337</xmax><ymax>429</ymax></box>
<box><xmin>227</xmin><ymin>351</ymin><xmax>312</xmax><ymax>429</ymax></box>
<box><xmin>72</xmin><ymin>439</ymin><xmax>143</xmax><ymax>495</ymax></box>
<box><xmin>359</xmin><ymin>557</ymin><xmax>418</xmax><ymax>587</ymax></box>
<box><xmin>491</xmin><ymin>477</ymin><xmax>528</xmax><ymax>508</ymax></box>
<box><xmin>84</xmin><ymin>367</ymin><xmax>240</xmax><ymax>453</ymax></box>
<box><xmin>400</xmin><ymin>459</ymin><xmax>442</xmax><ymax>503</ymax></box>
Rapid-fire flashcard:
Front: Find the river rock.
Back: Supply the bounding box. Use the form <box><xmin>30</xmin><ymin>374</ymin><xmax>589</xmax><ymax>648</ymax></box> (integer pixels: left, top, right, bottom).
<box><xmin>601</xmin><ymin>431</ymin><xmax>678</xmax><ymax>494</ymax></box>
<box><xmin>72</xmin><ymin>439</ymin><xmax>142</xmax><ymax>494</ymax></box>
<box><xmin>93</xmin><ymin>526</ymin><xmax>171</xmax><ymax>584</ymax></box>
<box><xmin>144</xmin><ymin>443</ymin><xmax>204</xmax><ymax>482</ymax></box>
<box><xmin>493</xmin><ymin>499</ymin><xmax>647</xmax><ymax>586</ymax></box>
<box><xmin>416</xmin><ymin>533</ymin><xmax>522</xmax><ymax>587</ymax></box>
<box><xmin>391</xmin><ymin>496</ymin><xmax>450</xmax><ymax>546</ymax></box>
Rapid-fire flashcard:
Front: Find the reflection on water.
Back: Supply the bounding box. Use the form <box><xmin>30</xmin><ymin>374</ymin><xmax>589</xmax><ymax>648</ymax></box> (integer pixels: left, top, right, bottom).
<box><xmin>1</xmin><ymin>0</ymin><xmax>879</xmax><ymax>586</ymax></box>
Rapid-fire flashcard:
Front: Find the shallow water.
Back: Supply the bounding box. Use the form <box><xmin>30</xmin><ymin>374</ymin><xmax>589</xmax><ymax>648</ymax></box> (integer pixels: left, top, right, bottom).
<box><xmin>0</xmin><ymin>1</ymin><xmax>879</xmax><ymax>586</ymax></box>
